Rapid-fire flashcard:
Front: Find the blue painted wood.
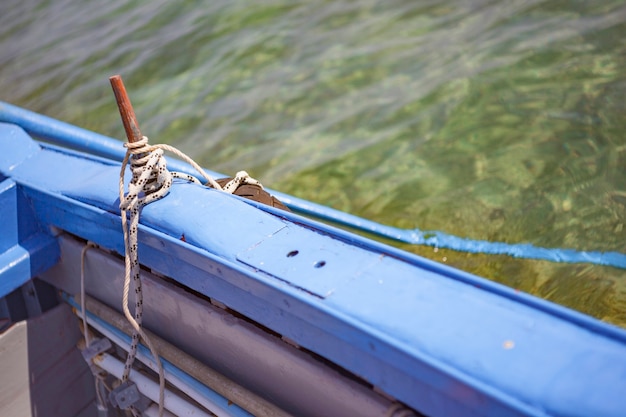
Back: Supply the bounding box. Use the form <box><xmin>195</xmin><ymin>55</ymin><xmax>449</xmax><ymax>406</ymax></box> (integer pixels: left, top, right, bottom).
<box><xmin>0</xmin><ymin>246</ymin><xmax>31</xmax><ymax>298</ymax></box>
<box><xmin>2</xmin><ymin>117</ymin><xmax>626</xmax><ymax>417</ymax></box>
<box><xmin>0</xmin><ymin>123</ymin><xmax>41</xmax><ymax>175</ymax></box>
<box><xmin>0</xmin><ymin>179</ymin><xmax>18</xmax><ymax>254</ymax></box>
<box><xmin>237</xmin><ymin>226</ymin><xmax>377</xmax><ymax>298</ymax></box>
<box><xmin>0</xmin><ymin>178</ymin><xmax>59</xmax><ymax>298</ymax></box>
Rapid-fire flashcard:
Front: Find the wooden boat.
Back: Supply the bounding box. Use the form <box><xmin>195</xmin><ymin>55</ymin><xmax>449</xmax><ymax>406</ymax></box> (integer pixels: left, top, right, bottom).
<box><xmin>0</xmin><ymin>90</ymin><xmax>625</xmax><ymax>417</ymax></box>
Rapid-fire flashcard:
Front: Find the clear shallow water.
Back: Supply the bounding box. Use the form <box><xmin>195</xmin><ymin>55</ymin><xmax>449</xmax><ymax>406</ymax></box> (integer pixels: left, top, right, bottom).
<box><xmin>1</xmin><ymin>0</ymin><xmax>625</xmax><ymax>326</ymax></box>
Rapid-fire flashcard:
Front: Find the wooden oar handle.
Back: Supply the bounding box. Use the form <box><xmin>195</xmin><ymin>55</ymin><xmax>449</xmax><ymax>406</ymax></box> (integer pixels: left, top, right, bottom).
<box><xmin>109</xmin><ymin>75</ymin><xmax>143</xmax><ymax>143</ymax></box>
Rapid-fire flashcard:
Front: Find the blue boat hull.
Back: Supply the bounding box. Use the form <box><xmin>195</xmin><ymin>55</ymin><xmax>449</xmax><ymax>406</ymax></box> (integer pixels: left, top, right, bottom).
<box><xmin>1</xmin><ymin>102</ymin><xmax>625</xmax><ymax>417</ymax></box>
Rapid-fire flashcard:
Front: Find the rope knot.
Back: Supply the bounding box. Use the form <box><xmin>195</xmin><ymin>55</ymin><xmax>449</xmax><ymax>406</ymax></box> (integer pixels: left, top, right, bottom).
<box><xmin>119</xmin><ymin>136</ymin><xmax>173</xmax><ymax>212</ymax></box>
<box><xmin>117</xmin><ymin>132</ymin><xmax>288</xmax><ymax>416</ymax></box>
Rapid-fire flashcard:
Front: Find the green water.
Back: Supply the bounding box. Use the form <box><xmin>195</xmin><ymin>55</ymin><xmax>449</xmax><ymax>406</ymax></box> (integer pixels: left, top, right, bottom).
<box><xmin>1</xmin><ymin>0</ymin><xmax>625</xmax><ymax>326</ymax></box>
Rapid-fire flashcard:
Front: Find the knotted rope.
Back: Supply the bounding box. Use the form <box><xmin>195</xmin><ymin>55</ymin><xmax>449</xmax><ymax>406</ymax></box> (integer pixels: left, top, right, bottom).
<box><xmin>119</xmin><ymin>135</ymin><xmax>261</xmax><ymax>416</ymax></box>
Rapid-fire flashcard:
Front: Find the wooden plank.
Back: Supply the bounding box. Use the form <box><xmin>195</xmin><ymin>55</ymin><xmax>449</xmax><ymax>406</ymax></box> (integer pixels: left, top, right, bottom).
<box><xmin>0</xmin><ymin>320</ymin><xmax>32</xmax><ymax>417</ymax></box>
<box><xmin>0</xmin><ymin>304</ymin><xmax>96</xmax><ymax>417</ymax></box>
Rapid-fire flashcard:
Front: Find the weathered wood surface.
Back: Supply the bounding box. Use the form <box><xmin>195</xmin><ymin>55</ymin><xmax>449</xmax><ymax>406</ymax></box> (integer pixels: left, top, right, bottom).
<box><xmin>0</xmin><ymin>303</ymin><xmax>96</xmax><ymax>417</ymax></box>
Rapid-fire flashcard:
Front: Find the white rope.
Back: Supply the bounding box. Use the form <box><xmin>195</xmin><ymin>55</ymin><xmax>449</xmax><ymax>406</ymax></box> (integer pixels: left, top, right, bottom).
<box><xmin>122</xmin><ymin>139</ymin><xmax>263</xmax><ymax>192</ymax></box>
<box><xmin>80</xmin><ymin>242</ymin><xmax>97</xmax><ymax>348</ymax></box>
<box><xmin>119</xmin><ymin>137</ymin><xmax>169</xmax><ymax>417</ymax></box>
<box><xmin>118</xmin><ymin>136</ymin><xmax>261</xmax><ymax>417</ymax></box>
<box><xmin>220</xmin><ymin>170</ymin><xmax>263</xmax><ymax>193</ymax></box>
<box><xmin>80</xmin><ymin>242</ymin><xmax>110</xmax><ymax>414</ymax></box>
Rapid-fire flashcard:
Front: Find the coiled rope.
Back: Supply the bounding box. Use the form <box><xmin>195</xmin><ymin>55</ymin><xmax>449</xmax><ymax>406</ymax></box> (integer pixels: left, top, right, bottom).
<box><xmin>118</xmin><ymin>137</ymin><xmax>168</xmax><ymax>417</ymax></box>
<box><xmin>119</xmin><ymin>135</ymin><xmax>262</xmax><ymax>417</ymax></box>
<box><xmin>110</xmin><ymin>74</ymin><xmax>264</xmax><ymax>417</ymax></box>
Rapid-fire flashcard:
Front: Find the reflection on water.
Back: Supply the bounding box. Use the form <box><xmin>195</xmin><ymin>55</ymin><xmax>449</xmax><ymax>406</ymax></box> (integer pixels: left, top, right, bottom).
<box><xmin>1</xmin><ymin>0</ymin><xmax>625</xmax><ymax>326</ymax></box>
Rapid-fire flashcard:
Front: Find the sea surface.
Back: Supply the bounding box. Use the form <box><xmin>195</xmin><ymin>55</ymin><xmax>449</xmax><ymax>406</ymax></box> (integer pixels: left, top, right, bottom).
<box><xmin>1</xmin><ymin>0</ymin><xmax>625</xmax><ymax>326</ymax></box>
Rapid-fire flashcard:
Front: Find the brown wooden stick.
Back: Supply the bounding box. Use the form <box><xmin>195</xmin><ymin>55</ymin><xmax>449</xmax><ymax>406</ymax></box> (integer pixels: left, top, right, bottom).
<box><xmin>109</xmin><ymin>75</ymin><xmax>143</xmax><ymax>143</ymax></box>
